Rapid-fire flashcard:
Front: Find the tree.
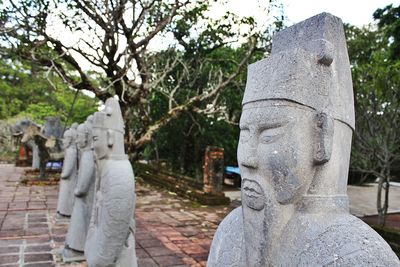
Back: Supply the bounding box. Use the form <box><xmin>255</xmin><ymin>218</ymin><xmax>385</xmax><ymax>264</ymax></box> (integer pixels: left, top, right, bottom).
<box><xmin>141</xmin><ymin>45</ymin><xmax>268</xmax><ymax>177</ymax></box>
<box><xmin>373</xmin><ymin>4</ymin><xmax>400</xmax><ymax>60</ymax></box>
<box><xmin>347</xmin><ymin>4</ymin><xmax>400</xmax><ymax>226</ymax></box>
<box><xmin>0</xmin><ymin>55</ymin><xmax>98</xmax><ymax>124</ymax></box>
<box><xmin>0</xmin><ymin>0</ymin><xmax>280</xmax><ymax>158</ymax></box>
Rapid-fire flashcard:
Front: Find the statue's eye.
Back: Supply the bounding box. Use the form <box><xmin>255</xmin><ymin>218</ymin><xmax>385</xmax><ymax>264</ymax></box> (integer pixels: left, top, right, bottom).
<box><xmin>259</xmin><ymin>127</ymin><xmax>284</xmax><ymax>144</ymax></box>
<box><xmin>239</xmin><ymin>129</ymin><xmax>250</xmax><ymax>143</ymax></box>
<box><xmin>93</xmin><ymin>136</ymin><xmax>98</xmax><ymax>141</ymax></box>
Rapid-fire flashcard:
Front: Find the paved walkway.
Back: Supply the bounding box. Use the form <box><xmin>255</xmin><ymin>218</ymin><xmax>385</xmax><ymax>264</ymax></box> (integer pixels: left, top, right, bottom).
<box><xmin>0</xmin><ymin>164</ymin><xmax>232</xmax><ymax>267</ymax></box>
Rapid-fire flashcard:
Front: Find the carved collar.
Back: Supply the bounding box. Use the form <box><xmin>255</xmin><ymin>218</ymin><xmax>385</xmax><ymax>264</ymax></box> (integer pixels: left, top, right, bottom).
<box><xmin>296</xmin><ymin>195</ymin><xmax>349</xmax><ymax>214</ymax></box>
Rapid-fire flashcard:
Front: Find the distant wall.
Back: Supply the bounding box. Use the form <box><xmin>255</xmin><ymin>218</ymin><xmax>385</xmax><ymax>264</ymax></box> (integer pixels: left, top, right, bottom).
<box><xmin>134</xmin><ymin>162</ymin><xmax>230</xmax><ymax>206</ymax></box>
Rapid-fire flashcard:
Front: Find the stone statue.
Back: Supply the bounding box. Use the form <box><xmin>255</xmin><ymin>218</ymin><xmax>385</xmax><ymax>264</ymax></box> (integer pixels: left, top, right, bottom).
<box><xmin>57</xmin><ymin>126</ymin><xmax>78</xmax><ymax>217</ymax></box>
<box><xmin>63</xmin><ymin>120</ymin><xmax>96</xmax><ymax>262</ymax></box>
<box><xmin>12</xmin><ymin>120</ymin><xmax>40</xmax><ymax>169</ymax></box>
<box><xmin>85</xmin><ymin>98</ymin><xmax>137</xmax><ymax>267</ymax></box>
<box><xmin>208</xmin><ymin>13</ymin><xmax>400</xmax><ymax>266</ymax></box>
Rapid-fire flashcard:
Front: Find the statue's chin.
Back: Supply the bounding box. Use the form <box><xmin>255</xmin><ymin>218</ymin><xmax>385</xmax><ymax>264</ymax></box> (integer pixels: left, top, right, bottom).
<box><xmin>244</xmin><ymin>196</ymin><xmax>265</xmax><ymax>211</ymax></box>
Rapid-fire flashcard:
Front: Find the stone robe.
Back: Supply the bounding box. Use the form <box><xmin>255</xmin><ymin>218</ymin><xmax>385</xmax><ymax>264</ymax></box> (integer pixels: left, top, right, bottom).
<box><xmin>57</xmin><ymin>145</ymin><xmax>77</xmax><ymax>216</ymax></box>
<box><xmin>85</xmin><ymin>157</ymin><xmax>137</xmax><ymax>267</ymax></box>
<box><xmin>65</xmin><ymin>148</ymin><xmax>96</xmax><ymax>251</ymax></box>
<box><xmin>208</xmin><ymin>204</ymin><xmax>400</xmax><ymax>267</ymax></box>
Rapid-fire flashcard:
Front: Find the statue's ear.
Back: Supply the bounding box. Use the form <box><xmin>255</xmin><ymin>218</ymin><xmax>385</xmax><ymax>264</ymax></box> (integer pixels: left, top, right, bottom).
<box><xmin>106</xmin><ymin>129</ymin><xmax>114</xmax><ymax>148</ymax></box>
<box><xmin>314</xmin><ymin>112</ymin><xmax>334</xmax><ymax>164</ymax></box>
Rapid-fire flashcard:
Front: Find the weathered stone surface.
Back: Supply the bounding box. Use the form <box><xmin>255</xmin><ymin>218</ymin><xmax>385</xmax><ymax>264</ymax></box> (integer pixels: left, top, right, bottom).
<box><xmin>208</xmin><ymin>12</ymin><xmax>400</xmax><ymax>266</ymax></box>
<box><xmin>63</xmin><ymin>120</ymin><xmax>96</xmax><ymax>261</ymax></box>
<box><xmin>12</xmin><ymin>120</ymin><xmax>40</xmax><ymax>169</ymax></box>
<box><xmin>203</xmin><ymin>146</ymin><xmax>224</xmax><ymax>194</ymax></box>
<box><xmin>56</xmin><ymin>126</ymin><xmax>78</xmax><ymax>217</ymax></box>
<box><xmin>85</xmin><ymin>98</ymin><xmax>137</xmax><ymax>267</ymax></box>
<box><xmin>42</xmin><ymin>116</ymin><xmax>63</xmax><ymax>139</ymax></box>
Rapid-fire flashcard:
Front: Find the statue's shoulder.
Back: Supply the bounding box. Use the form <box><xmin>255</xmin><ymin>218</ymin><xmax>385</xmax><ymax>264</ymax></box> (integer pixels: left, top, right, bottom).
<box><xmin>208</xmin><ymin>206</ymin><xmax>245</xmax><ymax>267</ymax></box>
<box><xmin>103</xmin><ymin>158</ymin><xmax>134</xmax><ymax>179</ymax></box>
<box><xmin>280</xmin><ymin>214</ymin><xmax>400</xmax><ymax>266</ymax></box>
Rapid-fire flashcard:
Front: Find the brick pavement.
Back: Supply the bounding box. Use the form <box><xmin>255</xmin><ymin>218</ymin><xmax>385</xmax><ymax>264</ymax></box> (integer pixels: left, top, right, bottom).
<box><xmin>0</xmin><ymin>164</ymin><xmax>233</xmax><ymax>267</ymax></box>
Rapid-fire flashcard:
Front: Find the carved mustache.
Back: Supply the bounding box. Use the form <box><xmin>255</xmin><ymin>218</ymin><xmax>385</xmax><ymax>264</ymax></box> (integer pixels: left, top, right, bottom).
<box><xmin>242</xmin><ymin>179</ymin><xmax>264</xmax><ymax>198</ymax></box>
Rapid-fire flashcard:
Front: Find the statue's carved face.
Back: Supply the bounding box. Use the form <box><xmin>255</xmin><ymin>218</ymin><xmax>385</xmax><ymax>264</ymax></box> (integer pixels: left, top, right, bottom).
<box><xmin>92</xmin><ymin>128</ymin><xmax>108</xmax><ymax>159</ymax></box>
<box><xmin>76</xmin><ymin>129</ymin><xmax>87</xmax><ymax>149</ymax></box>
<box><xmin>238</xmin><ymin>102</ymin><xmax>316</xmax><ymax>210</ymax></box>
<box><xmin>63</xmin><ymin>134</ymin><xmax>73</xmax><ymax>148</ymax></box>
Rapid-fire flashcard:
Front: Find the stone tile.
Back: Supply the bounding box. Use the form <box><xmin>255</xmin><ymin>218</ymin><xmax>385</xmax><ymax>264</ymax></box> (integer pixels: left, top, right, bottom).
<box><xmin>0</xmin><ymin>239</ymin><xmax>23</xmax><ymax>246</ymax></box>
<box><xmin>28</xmin><ymin>217</ymin><xmax>47</xmax><ymax>223</ymax></box>
<box><xmin>25</xmin><ymin>227</ymin><xmax>50</xmax><ymax>236</ymax></box>
<box><xmin>178</xmin><ymin>244</ymin><xmax>206</xmax><ymax>255</ymax></box>
<box><xmin>136</xmin><ymin>248</ymin><xmax>150</xmax><ymax>258</ymax></box>
<box><xmin>0</xmin><ymin>246</ymin><xmax>20</xmax><ymax>254</ymax></box>
<box><xmin>24</xmin><ymin>253</ymin><xmax>53</xmax><ymax>263</ymax></box>
<box><xmin>1</xmin><ymin>223</ymin><xmax>24</xmax><ymax>231</ymax></box>
<box><xmin>51</xmin><ymin>228</ymin><xmax>67</xmax><ymax>235</ymax></box>
<box><xmin>137</xmin><ymin>258</ymin><xmax>159</xmax><ymax>267</ymax></box>
<box><xmin>24</xmin><ymin>263</ymin><xmax>55</xmax><ymax>267</ymax></box>
<box><xmin>25</xmin><ymin>244</ymin><xmax>52</xmax><ymax>253</ymax></box>
<box><xmin>28</xmin><ymin>223</ymin><xmax>48</xmax><ymax>228</ymax></box>
<box><xmin>0</xmin><ymin>230</ymin><xmax>24</xmax><ymax>238</ymax></box>
<box><xmin>153</xmin><ymin>255</ymin><xmax>184</xmax><ymax>267</ymax></box>
<box><xmin>145</xmin><ymin>247</ymin><xmax>176</xmax><ymax>257</ymax></box>
<box><xmin>138</xmin><ymin>238</ymin><xmax>164</xmax><ymax>248</ymax></box>
<box><xmin>190</xmin><ymin>253</ymin><xmax>208</xmax><ymax>262</ymax></box>
<box><xmin>52</xmin><ymin>235</ymin><xmax>65</xmax><ymax>243</ymax></box>
<box><xmin>0</xmin><ymin>254</ymin><xmax>19</xmax><ymax>264</ymax></box>
<box><xmin>163</xmin><ymin>242</ymin><xmax>181</xmax><ymax>253</ymax></box>
<box><xmin>8</xmin><ymin>202</ymin><xmax>27</xmax><ymax>209</ymax></box>
<box><xmin>25</xmin><ymin>235</ymin><xmax>51</xmax><ymax>244</ymax></box>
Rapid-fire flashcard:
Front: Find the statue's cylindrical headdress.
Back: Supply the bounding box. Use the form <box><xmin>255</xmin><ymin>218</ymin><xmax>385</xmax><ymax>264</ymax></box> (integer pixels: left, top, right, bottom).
<box><xmin>92</xmin><ymin>97</ymin><xmax>125</xmax><ymax>134</ymax></box>
<box><xmin>242</xmin><ymin>12</ymin><xmax>354</xmax><ymax>130</ymax></box>
<box><xmin>63</xmin><ymin>128</ymin><xmax>73</xmax><ymax>138</ymax></box>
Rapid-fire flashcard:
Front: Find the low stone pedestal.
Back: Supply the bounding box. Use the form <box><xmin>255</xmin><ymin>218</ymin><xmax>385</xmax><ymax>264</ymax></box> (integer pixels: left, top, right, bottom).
<box><xmin>62</xmin><ymin>246</ymin><xmax>85</xmax><ymax>263</ymax></box>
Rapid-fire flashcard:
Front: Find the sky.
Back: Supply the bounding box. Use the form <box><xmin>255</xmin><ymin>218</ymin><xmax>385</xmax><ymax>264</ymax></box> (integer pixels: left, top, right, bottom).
<box><xmin>210</xmin><ymin>0</ymin><xmax>400</xmax><ymax>27</ymax></box>
<box><xmin>282</xmin><ymin>0</ymin><xmax>400</xmax><ymax>26</ymax></box>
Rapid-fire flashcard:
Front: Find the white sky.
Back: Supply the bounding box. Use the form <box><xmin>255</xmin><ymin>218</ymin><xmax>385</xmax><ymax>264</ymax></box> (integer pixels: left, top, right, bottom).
<box><xmin>210</xmin><ymin>0</ymin><xmax>400</xmax><ymax>27</ymax></box>
<box><xmin>282</xmin><ymin>0</ymin><xmax>400</xmax><ymax>26</ymax></box>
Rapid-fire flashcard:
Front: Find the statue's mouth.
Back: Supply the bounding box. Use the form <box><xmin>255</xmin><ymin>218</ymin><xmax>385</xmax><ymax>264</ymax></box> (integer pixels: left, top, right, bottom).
<box><xmin>242</xmin><ymin>179</ymin><xmax>265</xmax><ymax>210</ymax></box>
<box><xmin>243</xmin><ymin>182</ymin><xmax>262</xmax><ymax>198</ymax></box>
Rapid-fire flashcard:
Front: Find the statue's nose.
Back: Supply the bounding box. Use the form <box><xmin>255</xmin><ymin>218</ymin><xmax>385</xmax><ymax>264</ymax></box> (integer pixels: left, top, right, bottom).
<box><xmin>240</xmin><ymin>148</ymin><xmax>258</xmax><ymax>169</ymax></box>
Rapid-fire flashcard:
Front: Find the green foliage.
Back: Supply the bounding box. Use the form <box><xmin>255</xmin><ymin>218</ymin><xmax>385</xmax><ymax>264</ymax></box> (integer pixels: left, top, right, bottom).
<box><xmin>140</xmin><ymin>44</ymin><xmax>267</xmax><ymax>177</ymax></box>
<box><xmin>0</xmin><ymin>56</ymin><xmax>98</xmax><ymax>125</ymax></box>
<box><xmin>373</xmin><ymin>4</ymin><xmax>400</xmax><ymax>60</ymax></box>
<box><xmin>347</xmin><ymin>4</ymin><xmax>400</xmax><ymax>225</ymax></box>
<box><xmin>346</xmin><ymin>8</ymin><xmax>400</xmax><ymax>179</ymax></box>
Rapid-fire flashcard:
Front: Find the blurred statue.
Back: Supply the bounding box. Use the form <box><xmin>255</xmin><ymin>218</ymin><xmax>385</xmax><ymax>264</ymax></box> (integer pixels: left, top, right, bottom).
<box><xmin>13</xmin><ymin>117</ymin><xmax>65</xmax><ymax>178</ymax></box>
<box><xmin>63</xmin><ymin>120</ymin><xmax>96</xmax><ymax>262</ymax></box>
<box><xmin>12</xmin><ymin>120</ymin><xmax>40</xmax><ymax>169</ymax></box>
<box><xmin>85</xmin><ymin>98</ymin><xmax>137</xmax><ymax>267</ymax></box>
<box><xmin>57</xmin><ymin>126</ymin><xmax>78</xmax><ymax>217</ymax></box>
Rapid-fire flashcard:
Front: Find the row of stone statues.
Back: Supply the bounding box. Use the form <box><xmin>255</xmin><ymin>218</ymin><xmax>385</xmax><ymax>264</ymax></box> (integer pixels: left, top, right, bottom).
<box><xmin>56</xmin><ymin>98</ymin><xmax>137</xmax><ymax>267</ymax></box>
<box><xmin>55</xmin><ymin>12</ymin><xmax>399</xmax><ymax>267</ymax></box>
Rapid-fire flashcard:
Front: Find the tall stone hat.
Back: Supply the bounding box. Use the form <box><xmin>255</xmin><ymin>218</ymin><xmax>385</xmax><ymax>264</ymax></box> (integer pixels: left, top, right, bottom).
<box><xmin>242</xmin><ymin>12</ymin><xmax>355</xmax><ymax>130</ymax></box>
<box><xmin>92</xmin><ymin>97</ymin><xmax>125</xmax><ymax>134</ymax></box>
